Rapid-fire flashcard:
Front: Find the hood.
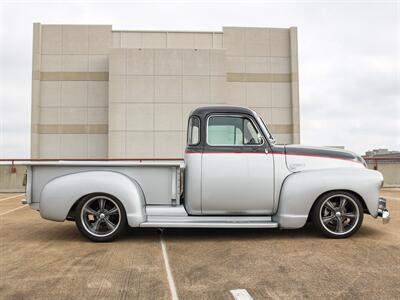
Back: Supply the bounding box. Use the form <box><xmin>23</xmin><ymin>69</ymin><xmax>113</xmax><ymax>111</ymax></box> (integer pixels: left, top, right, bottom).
<box><xmin>278</xmin><ymin>145</ymin><xmax>365</xmax><ymax>172</ymax></box>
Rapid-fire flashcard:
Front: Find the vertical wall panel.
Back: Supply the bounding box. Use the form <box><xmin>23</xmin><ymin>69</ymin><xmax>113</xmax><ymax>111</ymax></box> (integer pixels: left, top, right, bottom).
<box><xmin>33</xmin><ymin>24</ymin><xmax>111</xmax><ymax>158</ymax></box>
<box><xmin>223</xmin><ymin>26</ymin><xmax>297</xmax><ymax>144</ymax></box>
<box><xmin>108</xmin><ymin>48</ymin><xmax>226</xmax><ymax>158</ymax></box>
<box><xmin>32</xmin><ymin>24</ymin><xmax>298</xmax><ymax>159</ymax></box>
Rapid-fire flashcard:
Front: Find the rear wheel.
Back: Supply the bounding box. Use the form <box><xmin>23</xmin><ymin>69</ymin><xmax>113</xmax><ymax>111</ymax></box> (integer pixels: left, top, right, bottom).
<box><xmin>312</xmin><ymin>191</ymin><xmax>363</xmax><ymax>238</ymax></box>
<box><xmin>75</xmin><ymin>194</ymin><xmax>126</xmax><ymax>242</ymax></box>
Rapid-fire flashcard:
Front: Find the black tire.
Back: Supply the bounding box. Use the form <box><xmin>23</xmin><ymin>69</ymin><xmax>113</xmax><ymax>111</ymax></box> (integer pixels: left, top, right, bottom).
<box><xmin>75</xmin><ymin>193</ymin><xmax>127</xmax><ymax>242</ymax></box>
<box><xmin>311</xmin><ymin>191</ymin><xmax>364</xmax><ymax>238</ymax></box>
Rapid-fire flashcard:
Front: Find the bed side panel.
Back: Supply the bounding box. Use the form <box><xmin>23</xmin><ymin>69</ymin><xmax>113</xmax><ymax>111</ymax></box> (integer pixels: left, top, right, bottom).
<box><xmin>39</xmin><ymin>170</ymin><xmax>146</xmax><ymax>227</ymax></box>
<box><xmin>31</xmin><ymin>165</ymin><xmax>178</xmax><ymax>205</ymax></box>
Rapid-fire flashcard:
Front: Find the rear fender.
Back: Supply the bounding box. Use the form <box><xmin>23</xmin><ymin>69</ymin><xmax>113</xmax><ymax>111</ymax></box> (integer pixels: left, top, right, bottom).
<box><xmin>274</xmin><ymin>168</ymin><xmax>383</xmax><ymax>228</ymax></box>
<box><xmin>39</xmin><ymin>170</ymin><xmax>146</xmax><ymax>227</ymax></box>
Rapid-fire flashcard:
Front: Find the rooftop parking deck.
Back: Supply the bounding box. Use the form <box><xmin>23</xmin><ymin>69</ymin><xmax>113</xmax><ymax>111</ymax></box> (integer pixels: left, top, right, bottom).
<box><xmin>0</xmin><ymin>189</ymin><xmax>399</xmax><ymax>299</ymax></box>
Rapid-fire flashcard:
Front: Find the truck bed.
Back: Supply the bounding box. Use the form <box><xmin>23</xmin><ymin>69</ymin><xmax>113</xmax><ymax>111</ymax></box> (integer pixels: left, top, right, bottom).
<box><xmin>13</xmin><ymin>159</ymin><xmax>184</xmax><ymax>207</ymax></box>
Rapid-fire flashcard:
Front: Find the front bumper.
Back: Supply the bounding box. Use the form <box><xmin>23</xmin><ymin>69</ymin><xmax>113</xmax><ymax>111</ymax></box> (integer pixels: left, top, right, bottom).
<box><xmin>377</xmin><ymin>197</ymin><xmax>390</xmax><ymax>224</ymax></box>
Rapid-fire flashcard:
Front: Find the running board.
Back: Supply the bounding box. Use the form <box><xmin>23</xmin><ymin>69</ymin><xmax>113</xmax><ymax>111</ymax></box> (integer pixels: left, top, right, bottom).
<box><xmin>140</xmin><ymin>221</ymin><xmax>278</xmax><ymax>228</ymax></box>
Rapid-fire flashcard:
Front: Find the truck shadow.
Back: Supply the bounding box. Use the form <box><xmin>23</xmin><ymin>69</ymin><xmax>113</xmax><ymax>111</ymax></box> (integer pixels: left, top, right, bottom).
<box><xmin>156</xmin><ymin>225</ymin><xmax>319</xmax><ymax>241</ymax></box>
<box><xmin>120</xmin><ymin>224</ymin><xmax>381</xmax><ymax>241</ymax></box>
<box><xmin>123</xmin><ymin>222</ymin><xmax>383</xmax><ymax>242</ymax></box>
<box><xmin>23</xmin><ymin>220</ymin><xmax>383</xmax><ymax>243</ymax></box>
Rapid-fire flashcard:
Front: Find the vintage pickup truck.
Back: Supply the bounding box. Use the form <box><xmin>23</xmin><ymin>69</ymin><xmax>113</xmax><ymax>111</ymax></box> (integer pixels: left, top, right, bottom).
<box><xmin>24</xmin><ymin>106</ymin><xmax>390</xmax><ymax>242</ymax></box>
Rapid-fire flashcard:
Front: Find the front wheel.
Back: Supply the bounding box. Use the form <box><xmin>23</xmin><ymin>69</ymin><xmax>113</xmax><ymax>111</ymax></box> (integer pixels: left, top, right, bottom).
<box><xmin>75</xmin><ymin>194</ymin><xmax>127</xmax><ymax>242</ymax></box>
<box><xmin>311</xmin><ymin>191</ymin><xmax>364</xmax><ymax>238</ymax></box>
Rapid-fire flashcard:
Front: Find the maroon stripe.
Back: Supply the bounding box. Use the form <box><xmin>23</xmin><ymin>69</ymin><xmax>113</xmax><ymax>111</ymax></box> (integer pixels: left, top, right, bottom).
<box><xmin>0</xmin><ymin>158</ymin><xmax>184</xmax><ymax>161</ymax></box>
<box><xmin>186</xmin><ymin>151</ymin><xmax>362</xmax><ymax>164</ymax></box>
<box><xmin>282</xmin><ymin>152</ymin><xmax>361</xmax><ymax>163</ymax></box>
<box><xmin>186</xmin><ymin>151</ymin><xmax>267</xmax><ymax>155</ymax></box>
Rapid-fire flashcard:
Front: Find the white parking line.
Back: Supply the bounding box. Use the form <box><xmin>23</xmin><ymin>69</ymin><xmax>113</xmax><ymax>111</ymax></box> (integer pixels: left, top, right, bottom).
<box><xmin>0</xmin><ymin>194</ymin><xmax>25</xmax><ymax>202</ymax></box>
<box><xmin>230</xmin><ymin>289</ymin><xmax>254</xmax><ymax>300</ymax></box>
<box><xmin>0</xmin><ymin>205</ymin><xmax>27</xmax><ymax>216</ymax></box>
<box><xmin>159</xmin><ymin>233</ymin><xmax>179</xmax><ymax>300</ymax></box>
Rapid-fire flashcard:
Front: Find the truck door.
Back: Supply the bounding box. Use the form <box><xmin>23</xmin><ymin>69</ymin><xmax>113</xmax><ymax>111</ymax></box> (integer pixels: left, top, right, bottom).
<box><xmin>201</xmin><ymin>114</ymin><xmax>274</xmax><ymax>215</ymax></box>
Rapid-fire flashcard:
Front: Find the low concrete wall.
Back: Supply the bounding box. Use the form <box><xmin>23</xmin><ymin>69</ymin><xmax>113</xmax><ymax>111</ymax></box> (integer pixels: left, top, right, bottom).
<box><xmin>0</xmin><ymin>162</ymin><xmax>397</xmax><ymax>192</ymax></box>
<box><xmin>0</xmin><ymin>165</ymin><xmax>26</xmax><ymax>192</ymax></box>
<box><xmin>367</xmin><ymin>162</ymin><xmax>400</xmax><ymax>187</ymax></box>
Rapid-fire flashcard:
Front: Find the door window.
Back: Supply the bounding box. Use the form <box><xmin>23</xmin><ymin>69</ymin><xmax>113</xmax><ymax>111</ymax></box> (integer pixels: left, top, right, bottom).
<box><xmin>207</xmin><ymin>115</ymin><xmax>263</xmax><ymax>146</ymax></box>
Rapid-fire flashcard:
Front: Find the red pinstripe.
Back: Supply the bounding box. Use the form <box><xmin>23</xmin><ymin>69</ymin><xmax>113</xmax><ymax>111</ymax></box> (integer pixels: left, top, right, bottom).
<box><xmin>185</xmin><ymin>151</ymin><xmax>362</xmax><ymax>164</ymax></box>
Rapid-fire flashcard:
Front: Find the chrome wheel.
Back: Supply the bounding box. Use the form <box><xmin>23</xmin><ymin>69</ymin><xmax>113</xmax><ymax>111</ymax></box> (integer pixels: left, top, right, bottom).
<box><xmin>80</xmin><ymin>195</ymin><xmax>121</xmax><ymax>237</ymax></box>
<box><xmin>319</xmin><ymin>194</ymin><xmax>360</xmax><ymax>236</ymax></box>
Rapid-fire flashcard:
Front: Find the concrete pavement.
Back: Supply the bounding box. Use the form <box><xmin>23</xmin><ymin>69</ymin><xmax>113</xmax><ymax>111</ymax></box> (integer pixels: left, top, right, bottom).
<box><xmin>0</xmin><ymin>190</ymin><xmax>399</xmax><ymax>299</ymax></box>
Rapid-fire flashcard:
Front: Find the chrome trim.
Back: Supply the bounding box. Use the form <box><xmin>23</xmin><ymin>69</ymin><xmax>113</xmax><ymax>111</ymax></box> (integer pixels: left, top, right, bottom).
<box><xmin>81</xmin><ymin>196</ymin><xmax>122</xmax><ymax>237</ymax></box>
<box><xmin>255</xmin><ymin>114</ymin><xmax>274</xmax><ymax>146</ymax></box>
<box><xmin>378</xmin><ymin>197</ymin><xmax>387</xmax><ymax>209</ymax></box>
<box><xmin>141</xmin><ymin>221</ymin><xmax>278</xmax><ymax>228</ymax></box>
<box><xmin>146</xmin><ymin>214</ymin><xmax>272</xmax><ymax>223</ymax></box>
<box><xmin>319</xmin><ymin>194</ymin><xmax>360</xmax><ymax>236</ymax></box>
<box><xmin>187</xmin><ymin>115</ymin><xmax>201</xmax><ymax>146</ymax></box>
<box><xmin>377</xmin><ymin>197</ymin><xmax>390</xmax><ymax>224</ymax></box>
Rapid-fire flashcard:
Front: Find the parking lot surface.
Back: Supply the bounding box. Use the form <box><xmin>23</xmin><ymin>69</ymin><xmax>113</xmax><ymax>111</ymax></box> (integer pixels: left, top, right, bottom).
<box><xmin>0</xmin><ymin>189</ymin><xmax>399</xmax><ymax>299</ymax></box>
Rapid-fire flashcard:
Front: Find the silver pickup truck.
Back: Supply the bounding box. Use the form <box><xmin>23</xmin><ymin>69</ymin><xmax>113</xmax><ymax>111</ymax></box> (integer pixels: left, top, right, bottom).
<box><xmin>25</xmin><ymin>106</ymin><xmax>390</xmax><ymax>242</ymax></box>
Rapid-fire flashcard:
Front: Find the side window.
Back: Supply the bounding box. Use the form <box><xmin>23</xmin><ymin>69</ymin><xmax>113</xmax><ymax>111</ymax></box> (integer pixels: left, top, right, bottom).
<box><xmin>207</xmin><ymin>116</ymin><xmax>263</xmax><ymax>146</ymax></box>
<box><xmin>187</xmin><ymin>116</ymin><xmax>200</xmax><ymax>145</ymax></box>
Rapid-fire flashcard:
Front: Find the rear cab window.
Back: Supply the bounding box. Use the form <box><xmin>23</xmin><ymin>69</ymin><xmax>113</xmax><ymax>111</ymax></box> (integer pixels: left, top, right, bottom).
<box><xmin>187</xmin><ymin>116</ymin><xmax>200</xmax><ymax>145</ymax></box>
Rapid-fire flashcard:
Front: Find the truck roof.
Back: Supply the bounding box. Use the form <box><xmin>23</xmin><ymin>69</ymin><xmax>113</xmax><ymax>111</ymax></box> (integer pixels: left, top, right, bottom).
<box><xmin>190</xmin><ymin>106</ymin><xmax>258</xmax><ymax>118</ymax></box>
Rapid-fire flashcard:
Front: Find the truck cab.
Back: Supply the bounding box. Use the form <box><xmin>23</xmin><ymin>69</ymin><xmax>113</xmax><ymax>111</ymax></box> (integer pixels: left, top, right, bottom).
<box><xmin>184</xmin><ymin>106</ymin><xmax>277</xmax><ymax>216</ymax></box>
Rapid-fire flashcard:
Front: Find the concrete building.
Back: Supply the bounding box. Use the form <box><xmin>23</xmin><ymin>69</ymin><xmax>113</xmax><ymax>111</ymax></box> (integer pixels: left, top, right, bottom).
<box><xmin>363</xmin><ymin>149</ymin><xmax>400</xmax><ymax>187</ymax></box>
<box><xmin>31</xmin><ymin>24</ymin><xmax>300</xmax><ymax>158</ymax></box>
<box><xmin>0</xmin><ymin>165</ymin><xmax>26</xmax><ymax>193</ymax></box>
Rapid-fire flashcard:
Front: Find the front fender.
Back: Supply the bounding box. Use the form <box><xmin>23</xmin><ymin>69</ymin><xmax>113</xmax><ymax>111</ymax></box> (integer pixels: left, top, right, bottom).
<box><xmin>40</xmin><ymin>171</ymin><xmax>146</xmax><ymax>227</ymax></box>
<box><xmin>274</xmin><ymin>168</ymin><xmax>383</xmax><ymax>228</ymax></box>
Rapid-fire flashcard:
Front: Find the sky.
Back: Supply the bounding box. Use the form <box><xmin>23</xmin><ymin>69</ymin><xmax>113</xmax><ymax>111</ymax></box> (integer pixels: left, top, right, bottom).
<box><xmin>0</xmin><ymin>0</ymin><xmax>399</xmax><ymax>157</ymax></box>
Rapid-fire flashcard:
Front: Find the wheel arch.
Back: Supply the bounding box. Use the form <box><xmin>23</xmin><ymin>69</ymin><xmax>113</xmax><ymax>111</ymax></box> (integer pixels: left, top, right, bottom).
<box><xmin>308</xmin><ymin>189</ymin><xmax>369</xmax><ymax>222</ymax></box>
<box><xmin>274</xmin><ymin>168</ymin><xmax>382</xmax><ymax>229</ymax></box>
<box><xmin>39</xmin><ymin>170</ymin><xmax>146</xmax><ymax>227</ymax></box>
<box><xmin>67</xmin><ymin>192</ymin><xmax>124</xmax><ymax>221</ymax></box>
<box><xmin>310</xmin><ymin>189</ymin><xmax>369</xmax><ymax>214</ymax></box>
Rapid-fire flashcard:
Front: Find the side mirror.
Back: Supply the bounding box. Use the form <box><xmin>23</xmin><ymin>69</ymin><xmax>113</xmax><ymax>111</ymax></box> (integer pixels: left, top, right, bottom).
<box><xmin>257</xmin><ymin>133</ymin><xmax>264</xmax><ymax>144</ymax></box>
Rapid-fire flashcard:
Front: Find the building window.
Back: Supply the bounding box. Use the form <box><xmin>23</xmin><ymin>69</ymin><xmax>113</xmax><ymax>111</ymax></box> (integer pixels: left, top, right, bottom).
<box><xmin>207</xmin><ymin>115</ymin><xmax>263</xmax><ymax>146</ymax></box>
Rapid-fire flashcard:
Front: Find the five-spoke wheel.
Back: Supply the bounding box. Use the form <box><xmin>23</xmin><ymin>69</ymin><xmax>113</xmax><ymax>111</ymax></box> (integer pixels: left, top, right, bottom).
<box><xmin>312</xmin><ymin>191</ymin><xmax>363</xmax><ymax>238</ymax></box>
<box><xmin>76</xmin><ymin>194</ymin><xmax>126</xmax><ymax>242</ymax></box>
